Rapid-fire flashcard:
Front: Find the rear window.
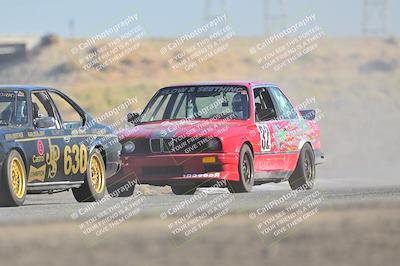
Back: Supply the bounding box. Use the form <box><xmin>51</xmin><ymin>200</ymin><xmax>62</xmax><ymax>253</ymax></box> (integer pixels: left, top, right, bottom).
<box><xmin>0</xmin><ymin>91</ymin><xmax>28</xmax><ymax>126</ymax></box>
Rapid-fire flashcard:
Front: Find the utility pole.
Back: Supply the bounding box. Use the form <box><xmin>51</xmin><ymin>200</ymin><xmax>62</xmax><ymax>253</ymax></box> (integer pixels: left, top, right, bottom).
<box><xmin>362</xmin><ymin>0</ymin><xmax>388</xmax><ymax>36</ymax></box>
<box><xmin>263</xmin><ymin>0</ymin><xmax>287</xmax><ymax>34</ymax></box>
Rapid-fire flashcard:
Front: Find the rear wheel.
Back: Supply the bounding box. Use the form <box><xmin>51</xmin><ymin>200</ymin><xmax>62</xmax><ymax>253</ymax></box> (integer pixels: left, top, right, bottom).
<box><xmin>228</xmin><ymin>144</ymin><xmax>254</xmax><ymax>193</ymax></box>
<box><xmin>288</xmin><ymin>143</ymin><xmax>315</xmax><ymax>190</ymax></box>
<box><xmin>0</xmin><ymin>150</ymin><xmax>27</xmax><ymax>207</ymax></box>
<box><xmin>72</xmin><ymin>149</ymin><xmax>106</xmax><ymax>202</ymax></box>
<box><xmin>171</xmin><ymin>185</ymin><xmax>197</xmax><ymax>195</ymax></box>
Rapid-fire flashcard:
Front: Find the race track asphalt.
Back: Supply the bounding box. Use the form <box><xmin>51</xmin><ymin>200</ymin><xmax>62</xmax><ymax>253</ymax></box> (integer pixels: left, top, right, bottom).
<box><xmin>1</xmin><ymin>176</ymin><xmax>399</xmax><ymax>225</ymax></box>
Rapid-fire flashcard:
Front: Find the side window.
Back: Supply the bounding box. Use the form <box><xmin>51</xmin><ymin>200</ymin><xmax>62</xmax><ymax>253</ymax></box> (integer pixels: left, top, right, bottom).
<box><xmin>49</xmin><ymin>92</ymin><xmax>83</xmax><ymax>128</ymax></box>
<box><xmin>254</xmin><ymin>88</ymin><xmax>277</xmax><ymax>122</ymax></box>
<box><xmin>0</xmin><ymin>91</ymin><xmax>28</xmax><ymax>126</ymax></box>
<box><xmin>15</xmin><ymin>91</ymin><xmax>28</xmax><ymax>125</ymax></box>
<box><xmin>32</xmin><ymin>91</ymin><xmax>60</xmax><ymax>128</ymax></box>
<box><xmin>269</xmin><ymin>87</ymin><xmax>298</xmax><ymax>120</ymax></box>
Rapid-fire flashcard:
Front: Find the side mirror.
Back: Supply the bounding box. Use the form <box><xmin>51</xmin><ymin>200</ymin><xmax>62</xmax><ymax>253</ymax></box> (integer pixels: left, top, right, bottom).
<box><xmin>127</xmin><ymin>112</ymin><xmax>140</xmax><ymax>125</ymax></box>
<box><xmin>35</xmin><ymin>117</ymin><xmax>56</xmax><ymax>128</ymax></box>
<box><xmin>257</xmin><ymin>108</ymin><xmax>276</xmax><ymax>121</ymax></box>
<box><xmin>299</xmin><ymin>109</ymin><xmax>316</xmax><ymax>120</ymax></box>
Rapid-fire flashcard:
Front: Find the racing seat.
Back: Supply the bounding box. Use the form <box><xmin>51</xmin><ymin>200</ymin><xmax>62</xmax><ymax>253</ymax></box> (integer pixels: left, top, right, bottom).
<box><xmin>255</xmin><ymin>103</ymin><xmax>262</xmax><ymax>121</ymax></box>
<box><xmin>232</xmin><ymin>93</ymin><xmax>249</xmax><ymax>119</ymax></box>
<box><xmin>255</xmin><ymin>103</ymin><xmax>262</xmax><ymax>113</ymax></box>
<box><xmin>32</xmin><ymin>102</ymin><xmax>40</xmax><ymax>122</ymax></box>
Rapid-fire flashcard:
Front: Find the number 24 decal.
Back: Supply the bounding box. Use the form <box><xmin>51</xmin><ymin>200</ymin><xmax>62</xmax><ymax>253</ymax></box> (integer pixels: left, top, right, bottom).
<box><xmin>64</xmin><ymin>144</ymin><xmax>88</xmax><ymax>175</ymax></box>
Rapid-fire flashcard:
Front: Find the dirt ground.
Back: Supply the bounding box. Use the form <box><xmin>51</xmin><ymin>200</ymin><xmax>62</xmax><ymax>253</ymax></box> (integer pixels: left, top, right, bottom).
<box><xmin>0</xmin><ymin>207</ymin><xmax>399</xmax><ymax>266</ymax></box>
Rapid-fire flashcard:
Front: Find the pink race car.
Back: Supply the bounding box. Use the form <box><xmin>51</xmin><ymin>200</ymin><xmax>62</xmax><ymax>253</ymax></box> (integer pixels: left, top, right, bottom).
<box><xmin>108</xmin><ymin>81</ymin><xmax>324</xmax><ymax>196</ymax></box>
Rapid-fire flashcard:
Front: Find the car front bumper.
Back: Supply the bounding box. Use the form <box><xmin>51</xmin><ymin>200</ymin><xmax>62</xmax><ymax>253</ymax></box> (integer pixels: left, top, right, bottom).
<box><xmin>108</xmin><ymin>152</ymin><xmax>240</xmax><ymax>186</ymax></box>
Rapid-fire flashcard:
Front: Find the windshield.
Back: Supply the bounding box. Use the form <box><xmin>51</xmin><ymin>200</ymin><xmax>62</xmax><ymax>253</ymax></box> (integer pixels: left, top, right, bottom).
<box><xmin>140</xmin><ymin>86</ymin><xmax>249</xmax><ymax>122</ymax></box>
<box><xmin>0</xmin><ymin>91</ymin><xmax>28</xmax><ymax>126</ymax></box>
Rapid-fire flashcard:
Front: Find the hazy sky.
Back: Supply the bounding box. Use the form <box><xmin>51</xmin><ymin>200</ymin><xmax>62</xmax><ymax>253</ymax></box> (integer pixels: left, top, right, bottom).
<box><xmin>0</xmin><ymin>0</ymin><xmax>398</xmax><ymax>37</ymax></box>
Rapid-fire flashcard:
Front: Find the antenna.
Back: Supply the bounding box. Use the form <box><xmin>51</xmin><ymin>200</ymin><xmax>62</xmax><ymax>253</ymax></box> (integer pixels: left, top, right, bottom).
<box><xmin>263</xmin><ymin>0</ymin><xmax>287</xmax><ymax>34</ymax></box>
<box><xmin>362</xmin><ymin>0</ymin><xmax>388</xmax><ymax>36</ymax></box>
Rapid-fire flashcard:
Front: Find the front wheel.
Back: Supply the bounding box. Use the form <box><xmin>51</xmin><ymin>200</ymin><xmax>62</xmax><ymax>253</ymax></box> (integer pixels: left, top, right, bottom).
<box><xmin>228</xmin><ymin>144</ymin><xmax>254</xmax><ymax>193</ymax></box>
<box><xmin>288</xmin><ymin>143</ymin><xmax>315</xmax><ymax>190</ymax></box>
<box><xmin>73</xmin><ymin>149</ymin><xmax>106</xmax><ymax>202</ymax></box>
<box><xmin>0</xmin><ymin>150</ymin><xmax>27</xmax><ymax>207</ymax></box>
<box><xmin>171</xmin><ymin>185</ymin><xmax>197</xmax><ymax>195</ymax></box>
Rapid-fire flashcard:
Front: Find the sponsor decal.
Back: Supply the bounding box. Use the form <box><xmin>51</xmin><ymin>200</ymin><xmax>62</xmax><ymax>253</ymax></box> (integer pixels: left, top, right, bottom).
<box><xmin>50</xmin><ymin>130</ymin><xmax>64</xmax><ymax>135</ymax></box>
<box><xmin>28</xmin><ymin>131</ymin><xmax>45</xmax><ymax>138</ymax></box>
<box><xmin>0</xmin><ymin>92</ymin><xmax>15</xmax><ymax>98</ymax></box>
<box><xmin>28</xmin><ymin>164</ymin><xmax>46</xmax><ymax>182</ymax></box>
<box><xmin>37</xmin><ymin>140</ymin><xmax>44</xmax><ymax>156</ymax></box>
<box><xmin>272</xmin><ymin>124</ymin><xmax>284</xmax><ymax>150</ymax></box>
<box><xmin>90</xmin><ymin>128</ymin><xmax>106</xmax><ymax>135</ymax></box>
<box><xmin>159</xmin><ymin>86</ymin><xmax>245</xmax><ymax>95</ymax></box>
<box><xmin>183</xmin><ymin>173</ymin><xmax>221</xmax><ymax>178</ymax></box>
<box><xmin>46</xmin><ymin>139</ymin><xmax>60</xmax><ymax>178</ymax></box>
<box><xmin>5</xmin><ymin>132</ymin><xmax>24</xmax><ymax>140</ymax></box>
<box><xmin>72</xmin><ymin>129</ymin><xmax>86</xmax><ymax>135</ymax></box>
<box><xmin>33</xmin><ymin>155</ymin><xmax>45</xmax><ymax>164</ymax></box>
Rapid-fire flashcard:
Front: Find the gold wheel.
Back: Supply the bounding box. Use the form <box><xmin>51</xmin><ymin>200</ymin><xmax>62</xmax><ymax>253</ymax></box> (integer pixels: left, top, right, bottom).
<box><xmin>90</xmin><ymin>153</ymin><xmax>105</xmax><ymax>194</ymax></box>
<box><xmin>10</xmin><ymin>157</ymin><xmax>26</xmax><ymax>199</ymax></box>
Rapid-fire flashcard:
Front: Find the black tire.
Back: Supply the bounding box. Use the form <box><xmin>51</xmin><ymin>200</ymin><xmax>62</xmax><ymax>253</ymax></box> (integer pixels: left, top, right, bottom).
<box><xmin>288</xmin><ymin>143</ymin><xmax>315</xmax><ymax>190</ymax></box>
<box><xmin>228</xmin><ymin>144</ymin><xmax>254</xmax><ymax>193</ymax></box>
<box><xmin>72</xmin><ymin>148</ymin><xmax>106</xmax><ymax>202</ymax></box>
<box><xmin>171</xmin><ymin>185</ymin><xmax>197</xmax><ymax>195</ymax></box>
<box><xmin>107</xmin><ymin>180</ymin><xmax>135</xmax><ymax>197</ymax></box>
<box><xmin>0</xmin><ymin>150</ymin><xmax>27</xmax><ymax>207</ymax></box>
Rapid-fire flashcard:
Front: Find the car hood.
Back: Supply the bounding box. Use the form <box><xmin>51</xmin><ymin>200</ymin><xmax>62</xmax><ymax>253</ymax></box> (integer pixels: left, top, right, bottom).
<box><xmin>119</xmin><ymin>119</ymin><xmax>248</xmax><ymax>140</ymax></box>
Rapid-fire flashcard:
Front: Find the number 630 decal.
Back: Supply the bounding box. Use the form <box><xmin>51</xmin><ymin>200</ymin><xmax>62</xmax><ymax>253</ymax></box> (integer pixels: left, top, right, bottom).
<box><xmin>64</xmin><ymin>144</ymin><xmax>88</xmax><ymax>175</ymax></box>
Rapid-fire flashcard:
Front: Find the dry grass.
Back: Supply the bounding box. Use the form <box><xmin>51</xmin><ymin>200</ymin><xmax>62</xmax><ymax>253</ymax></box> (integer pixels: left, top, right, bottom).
<box><xmin>0</xmin><ymin>37</ymin><xmax>399</xmax><ymax>181</ymax></box>
<box><xmin>0</xmin><ymin>208</ymin><xmax>399</xmax><ymax>266</ymax></box>
<box><xmin>1</xmin><ymin>37</ymin><xmax>399</xmax><ymax>114</ymax></box>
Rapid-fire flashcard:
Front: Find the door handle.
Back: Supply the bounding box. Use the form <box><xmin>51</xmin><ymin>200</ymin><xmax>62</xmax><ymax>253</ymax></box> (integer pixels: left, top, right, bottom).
<box><xmin>64</xmin><ymin>136</ymin><xmax>71</xmax><ymax>143</ymax></box>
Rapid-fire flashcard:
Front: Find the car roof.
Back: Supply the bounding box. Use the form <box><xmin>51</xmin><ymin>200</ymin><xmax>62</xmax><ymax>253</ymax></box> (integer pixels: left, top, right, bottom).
<box><xmin>163</xmin><ymin>81</ymin><xmax>278</xmax><ymax>89</ymax></box>
<box><xmin>0</xmin><ymin>85</ymin><xmax>58</xmax><ymax>92</ymax></box>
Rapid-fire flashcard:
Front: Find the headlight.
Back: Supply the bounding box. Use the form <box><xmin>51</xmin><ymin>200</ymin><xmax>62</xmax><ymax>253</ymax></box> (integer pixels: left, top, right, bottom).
<box><xmin>123</xmin><ymin>141</ymin><xmax>136</xmax><ymax>153</ymax></box>
<box><xmin>207</xmin><ymin>138</ymin><xmax>221</xmax><ymax>151</ymax></box>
